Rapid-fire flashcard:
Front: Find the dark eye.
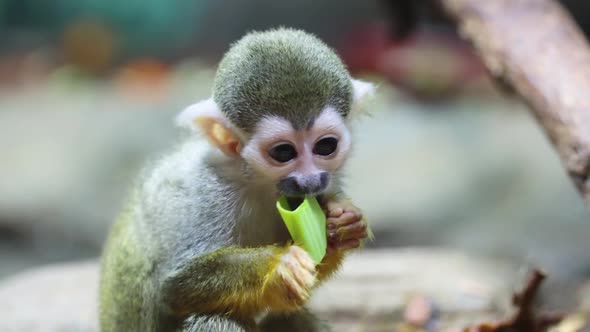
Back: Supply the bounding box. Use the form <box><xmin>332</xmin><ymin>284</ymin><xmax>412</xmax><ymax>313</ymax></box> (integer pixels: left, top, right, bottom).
<box><xmin>269</xmin><ymin>143</ymin><xmax>297</xmax><ymax>163</ymax></box>
<box><xmin>313</xmin><ymin>137</ymin><xmax>338</xmax><ymax>156</ymax></box>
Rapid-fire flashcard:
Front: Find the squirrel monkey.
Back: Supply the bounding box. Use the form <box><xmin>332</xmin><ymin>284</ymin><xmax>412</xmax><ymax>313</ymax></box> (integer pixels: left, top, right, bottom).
<box><xmin>99</xmin><ymin>28</ymin><xmax>375</xmax><ymax>332</ymax></box>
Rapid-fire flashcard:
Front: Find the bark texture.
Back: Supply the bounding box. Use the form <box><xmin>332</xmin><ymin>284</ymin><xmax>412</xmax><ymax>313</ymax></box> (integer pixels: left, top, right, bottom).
<box><xmin>439</xmin><ymin>0</ymin><xmax>590</xmax><ymax>205</ymax></box>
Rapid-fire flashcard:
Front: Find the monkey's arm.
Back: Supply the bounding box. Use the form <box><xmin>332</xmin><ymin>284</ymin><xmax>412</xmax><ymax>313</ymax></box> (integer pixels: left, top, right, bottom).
<box><xmin>316</xmin><ymin>195</ymin><xmax>369</xmax><ymax>283</ymax></box>
<box><xmin>316</xmin><ymin>251</ymin><xmax>346</xmax><ymax>282</ymax></box>
<box><xmin>160</xmin><ymin>245</ymin><xmax>316</xmax><ymax>319</ymax></box>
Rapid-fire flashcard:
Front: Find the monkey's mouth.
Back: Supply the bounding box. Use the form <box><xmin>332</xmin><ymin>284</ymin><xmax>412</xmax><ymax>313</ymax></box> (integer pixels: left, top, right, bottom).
<box><xmin>284</xmin><ymin>195</ymin><xmax>323</xmax><ymax>210</ymax></box>
<box><xmin>285</xmin><ymin>196</ymin><xmax>304</xmax><ymax>209</ymax></box>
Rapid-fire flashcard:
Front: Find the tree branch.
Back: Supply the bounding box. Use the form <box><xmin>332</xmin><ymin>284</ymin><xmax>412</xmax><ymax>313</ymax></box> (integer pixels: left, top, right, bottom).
<box><xmin>438</xmin><ymin>0</ymin><xmax>590</xmax><ymax>206</ymax></box>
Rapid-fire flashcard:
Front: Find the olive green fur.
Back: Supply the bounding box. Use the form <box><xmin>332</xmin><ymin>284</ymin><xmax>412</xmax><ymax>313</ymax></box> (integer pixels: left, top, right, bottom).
<box><xmin>259</xmin><ymin>308</ymin><xmax>331</xmax><ymax>332</ymax></box>
<box><xmin>99</xmin><ymin>204</ymin><xmax>157</xmax><ymax>331</ymax></box>
<box><xmin>181</xmin><ymin>309</ymin><xmax>330</xmax><ymax>332</ymax></box>
<box><xmin>213</xmin><ymin>28</ymin><xmax>353</xmax><ymax>132</ymax></box>
<box><xmin>160</xmin><ymin>245</ymin><xmax>285</xmax><ymax>317</ymax></box>
<box><xmin>99</xmin><ymin>28</ymin><xmax>356</xmax><ymax>332</ymax></box>
<box><xmin>182</xmin><ymin>315</ymin><xmax>257</xmax><ymax>332</ymax></box>
<box><xmin>99</xmin><ymin>205</ymin><xmax>330</xmax><ymax>331</ymax></box>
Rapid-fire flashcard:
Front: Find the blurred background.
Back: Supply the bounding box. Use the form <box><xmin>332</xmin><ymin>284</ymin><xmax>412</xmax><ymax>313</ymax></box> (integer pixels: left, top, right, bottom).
<box><xmin>1</xmin><ymin>0</ymin><xmax>590</xmax><ymax>309</ymax></box>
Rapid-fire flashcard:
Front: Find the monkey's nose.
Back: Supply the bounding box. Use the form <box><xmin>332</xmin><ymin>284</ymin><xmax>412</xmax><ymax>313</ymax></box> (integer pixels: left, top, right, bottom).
<box><xmin>278</xmin><ymin>172</ymin><xmax>329</xmax><ymax>196</ymax></box>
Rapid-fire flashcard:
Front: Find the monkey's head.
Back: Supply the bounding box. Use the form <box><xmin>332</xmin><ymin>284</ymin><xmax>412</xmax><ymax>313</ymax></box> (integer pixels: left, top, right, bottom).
<box><xmin>177</xmin><ymin>28</ymin><xmax>374</xmax><ymax>197</ymax></box>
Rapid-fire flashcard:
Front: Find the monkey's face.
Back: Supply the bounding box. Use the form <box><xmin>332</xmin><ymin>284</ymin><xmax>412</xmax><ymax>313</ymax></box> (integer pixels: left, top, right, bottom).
<box><xmin>241</xmin><ymin>107</ymin><xmax>351</xmax><ymax>197</ymax></box>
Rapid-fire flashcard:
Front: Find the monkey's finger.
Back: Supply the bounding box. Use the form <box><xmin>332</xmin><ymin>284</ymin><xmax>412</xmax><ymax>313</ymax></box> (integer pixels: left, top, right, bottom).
<box><xmin>341</xmin><ymin>230</ymin><xmax>368</xmax><ymax>243</ymax></box>
<box><xmin>337</xmin><ymin>239</ymin><xmax>361</xmax><ymax>251</ymax></box>
<box><xmin>283</xmin><ymin>250</ymin><xmax>315</xmax><ymax>284</ymax></box>
<box><xmin>336</xmin><ymin>221</ymin><xmax>368</xmax><ymax>241</ymax></box>
<box><xmin>289</xmin><ymin>246</ymin><xmax>315</xmax><ymax>273</ymax></box>
<box><xmin>327</xmin><ymin>212</ymin><xmax>356</xmax><ymax>227</ymax></box>
<box><xmin>278</xmin><ymin>261</ymin><xmax>311</xmax><ymax>301</ymax></box>
<box><xmin>323</xmin><ymin>199</ymin><xmax>348</xmax><ymax>217</ymax></box>
<box><xmin>328</xmin><ymin>230</ymin><xmax>367</xmax><ymax>243</ymax></box>
<box><xmin>327</xmin><ymin>207</ymin><xmax>344</xmax><ymax>218</ymax></box>
<box><xmin>328</xmin><ymin>212</ymin><xmax>361</xmax><ymax>228</ymax></box>
<box><xmin>276</xmin><ymin>265</ymin><xmax>300</xmax><ymax>294</ymax></box>
<box><xmin>329</xmin><ymin>230</ymin><xmax>363</xmax><ymax>243</ymax></box>
<box><xmin>326</xmin><ymin>199</ymin><xmax>360</xmax><ymax>214</ymax></box>
<box><xmin>346</xmin><ymin>210</ymin><xmax>363</xmax><ymax>221</ymax></box>
<box><xmin>342</xmin><ymin>204</ymin><xmax>361</xmax><ymax>215</ymax></box>
<box><xmin>283</xmin><ymin>275</ymin><xmax>308</xmax><ymax>304</ymax></box>
<box><xmin>292</xmin><ymin>267</ymin><xmax>315</xmax><ymax>290</ymax></box>
<box><xmin>327</xmin><ymin>220</ymin><xmax>356</xmax><ymax>241</ymax></box>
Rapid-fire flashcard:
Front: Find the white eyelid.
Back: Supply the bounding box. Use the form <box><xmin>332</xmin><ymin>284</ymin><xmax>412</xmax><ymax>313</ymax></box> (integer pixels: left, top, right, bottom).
<box><xmin>269</xmin><ymin>141</ymin><xmax>296</xmax><ymax>150</ymax></box>
<box><xmin>314</xmin><ymin>134</ymin><xmax>339</xmax><ymax>145</ymax></box>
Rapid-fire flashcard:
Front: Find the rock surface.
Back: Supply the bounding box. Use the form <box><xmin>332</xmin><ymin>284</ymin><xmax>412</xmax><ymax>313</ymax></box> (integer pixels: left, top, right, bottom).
<box><xmin>0</xmin><ymin>261</ymin><xmax>99</xmax><ymax>332</ymax></box>
<box><xmin>0</xmin><ymin>248</ymin><xmax>520</xmax><ymax>332</ymax></box>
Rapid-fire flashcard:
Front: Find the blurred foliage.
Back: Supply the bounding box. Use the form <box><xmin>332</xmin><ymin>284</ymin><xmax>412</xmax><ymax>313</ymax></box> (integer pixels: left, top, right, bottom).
<box><xmin>0</xmin><ymin>0</ymin><xmax>210</xmax><ymax>57</ymax></box>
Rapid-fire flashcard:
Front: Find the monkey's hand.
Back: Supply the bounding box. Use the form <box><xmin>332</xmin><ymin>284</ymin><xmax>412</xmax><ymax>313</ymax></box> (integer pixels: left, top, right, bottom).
<box><xmin>263</xmin><ymin>245</ymin><xmax>317</xmax><ymax>313</ymax></box>
<box><xmin>323</xmin><ymin>198</ymin><xmax>368</xmax><ymax>253</ymax></box>
<box><xmin>314</xmin><ymin>197</ymin><xmax>369</xmax><ymax>283</ymax></box>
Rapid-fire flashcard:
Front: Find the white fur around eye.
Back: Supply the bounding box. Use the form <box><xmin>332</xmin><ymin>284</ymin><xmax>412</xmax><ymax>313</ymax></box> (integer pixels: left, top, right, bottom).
<box><xmin>241</xmin><ymin>116</ymin><xmax>297</xmax><ymax>181</ymax></box>
<box><xmin>253</xmin><ymin>116</ymin><xmax>294</xmax><ymax>144</ymax></box>
<box><xmin>312</xmin><ymin>107</ymin><xmax>350</xmax><ymax>144</ymax></box>
<box><xmin>241</xmin><ymin>109</ymin><xmax>352</xmax><ymax>181</ymax></box>
<box><xmin>307</xmin><ymin>107</ymin><xmax>352</xmax><ymax>171</ymax></box>
<box><xmin>312</xmin><ymin>107</ymin><xmax>347</xmax><ymax>131</ymax></box>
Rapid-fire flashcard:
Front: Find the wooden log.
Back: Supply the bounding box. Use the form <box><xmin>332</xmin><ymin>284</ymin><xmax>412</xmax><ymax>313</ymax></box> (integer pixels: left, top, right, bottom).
<box><xmin>439</xmin><ymin>0</ymin><xmax>590</xmax><ymax>205</ymax></box>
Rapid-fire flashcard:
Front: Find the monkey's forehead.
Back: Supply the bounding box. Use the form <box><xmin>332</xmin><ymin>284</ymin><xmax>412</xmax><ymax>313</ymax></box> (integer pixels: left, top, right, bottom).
<box><xmin>212</xmin><ymin>28</ymin><xmax>353</xmax><ymax>132</ymax></box>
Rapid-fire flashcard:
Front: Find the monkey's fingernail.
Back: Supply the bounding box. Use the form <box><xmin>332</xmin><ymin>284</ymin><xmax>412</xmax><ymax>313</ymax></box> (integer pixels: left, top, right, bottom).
<box><xmin>330</xmin><ymin>208</ymin><xmax>343</xmax><ymax>217</ymax></box>
<box><xmin>327</xmin><ymin>223</ymin><xmax>336</xmax><ymax>229</ymax></box>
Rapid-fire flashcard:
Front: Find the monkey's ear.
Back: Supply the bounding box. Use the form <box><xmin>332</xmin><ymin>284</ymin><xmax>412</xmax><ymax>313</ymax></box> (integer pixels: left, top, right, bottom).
<box><xmin>349</xmin><ymin>79</ymin><xmax>376</xmax><ymax>119</ymax></box>
<box><xmin>175</xmin><ymin>98</ymin><xmax>242</xmax><ymax>158</ymax></box>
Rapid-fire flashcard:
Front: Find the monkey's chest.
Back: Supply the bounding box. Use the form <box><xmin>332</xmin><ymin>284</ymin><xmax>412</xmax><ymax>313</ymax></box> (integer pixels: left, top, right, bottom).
<box><xmin>235</xmin><ymin>213</ymin><xmax>291</xmax><ymax>247</ymax></box>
